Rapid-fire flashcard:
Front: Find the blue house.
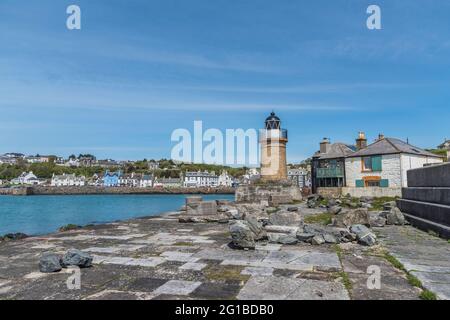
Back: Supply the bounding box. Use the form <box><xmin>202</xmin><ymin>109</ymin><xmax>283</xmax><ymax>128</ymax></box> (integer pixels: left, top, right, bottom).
<box><xmin>103</xmin><ymin>170</ymin><xmax>121</xmax><ymax>187</ymax></box>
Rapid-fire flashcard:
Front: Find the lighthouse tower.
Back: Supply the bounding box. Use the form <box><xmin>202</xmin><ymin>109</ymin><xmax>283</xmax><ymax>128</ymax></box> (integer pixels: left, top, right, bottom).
<box><xmin>260</xmin><ymin>111</ymin><xmax>288</xmax><ymax>181</ymax></box>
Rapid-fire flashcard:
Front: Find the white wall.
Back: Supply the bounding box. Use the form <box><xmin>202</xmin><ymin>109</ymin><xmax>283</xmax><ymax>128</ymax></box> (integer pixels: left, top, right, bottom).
<box><xmin>345</xmin><ymin>154</ymin><xmax>402</xmax><ymax>187</ymax></box>
<box><xmin>342</xmin><ymin>187</ymin><xmax>402</xmax><ymax>197</ymax></box>
<box><xmin>400</xmin><ymin>154</ymin><xmax>443</xmax><ymax>187</ymax></box>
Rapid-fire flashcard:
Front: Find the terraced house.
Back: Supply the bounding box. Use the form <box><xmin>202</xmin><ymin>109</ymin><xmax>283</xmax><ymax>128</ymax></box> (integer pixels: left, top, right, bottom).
<box><xmin>345</xmin><ymin>135</ymin><xmax>443</xmax><ymax>197</ymax></box>
<box><xmin>311</xmin><ymin>137</ymin><xmax>357</xmax><ymax>194</ymax></box>
<box><xmin>312</xmin><ymin>133</ymin><xmax>444</xmax><ymax>197</ymax></box>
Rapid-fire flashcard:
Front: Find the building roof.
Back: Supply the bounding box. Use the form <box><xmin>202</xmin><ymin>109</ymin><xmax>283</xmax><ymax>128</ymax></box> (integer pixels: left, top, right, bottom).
<box><xmin>348</xmin><ymin>137</ymin><xmax>442</xmax><ymax>158</ymax></box>
<box><xmin>438</xmin><ymin>139</ymin><xmax>450</xmax><ymax>149</ymax></box>
<box><xmin>314</xmin><ymin>143</ymin><xmax>356</xmax><ymax>160</ymax></box>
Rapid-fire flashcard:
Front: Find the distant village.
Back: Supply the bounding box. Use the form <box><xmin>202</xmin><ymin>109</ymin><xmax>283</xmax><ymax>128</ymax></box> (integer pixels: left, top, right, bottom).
<box><xmin>0</xmin><ymin>153</ymin><xmax>310</xmax><ymax>189</ymax></box>
<box><xmin>0</xmin><ymin>136</ymin><xmax>448</xmax><ymax>194</ymax></box>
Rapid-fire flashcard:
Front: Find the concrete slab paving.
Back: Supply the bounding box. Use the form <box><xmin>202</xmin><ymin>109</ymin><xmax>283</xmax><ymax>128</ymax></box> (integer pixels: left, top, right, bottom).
<box><xmin>153</xmin><ymin>280</ymin><xmax>202</xmax><ymax>296</ymax></box>
<box><xmin>0</xmin><ymin>210</ymin><xmax>433</xmax><ymax>300</ymax></box>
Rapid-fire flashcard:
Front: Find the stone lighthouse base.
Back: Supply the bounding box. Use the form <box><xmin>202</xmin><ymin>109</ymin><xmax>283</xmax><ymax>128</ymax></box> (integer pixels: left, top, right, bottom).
<box><xmin>235</xmin><ymin>180</ymin><xmax>302</xmax><ymax>206</ymax></box>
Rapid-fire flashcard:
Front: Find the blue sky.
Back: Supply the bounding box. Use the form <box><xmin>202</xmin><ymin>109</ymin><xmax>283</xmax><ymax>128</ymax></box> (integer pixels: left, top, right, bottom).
<box><xmin>1</xmin><ymin>0</ymin><xmax>449</xmax><ymax>163</ymax></box>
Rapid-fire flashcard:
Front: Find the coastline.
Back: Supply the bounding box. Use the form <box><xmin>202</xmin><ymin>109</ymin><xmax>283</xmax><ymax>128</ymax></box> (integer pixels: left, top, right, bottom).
<box><xmin>0</xmin><ymin>209</ymin><xmax>182</xmax><ymax>239</ymax></box>
<box><xmin>0</xmin><ymin>186</ymin><xmax>235</xmax><ymax>196</ymax></box>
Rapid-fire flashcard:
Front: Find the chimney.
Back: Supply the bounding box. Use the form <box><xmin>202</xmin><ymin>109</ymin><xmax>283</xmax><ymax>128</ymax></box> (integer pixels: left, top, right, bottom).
<box><xmin>356</xmin><ymin>132</ymin><xmax>367</xmax><ymax>150</ymax></box>
<box><xmin>378</xmin><ymin>133</ymin><xmax>385</xmax><ymax>141</ymax></box>
<box><xmin>320</xmin><ymin>138</ymin><xmax>331</xmax><ymax>154</ymax></box>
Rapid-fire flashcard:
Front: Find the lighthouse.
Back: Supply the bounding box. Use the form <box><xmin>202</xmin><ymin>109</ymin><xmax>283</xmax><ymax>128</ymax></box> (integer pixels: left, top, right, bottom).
<box><xmin>260</xmin><ymin>111</ymin><xmax>288</xmax><ymax>181</ymax></box>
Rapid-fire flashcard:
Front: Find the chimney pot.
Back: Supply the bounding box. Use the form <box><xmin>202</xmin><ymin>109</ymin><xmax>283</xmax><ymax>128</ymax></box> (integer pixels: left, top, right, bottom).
<box><xmin>356</xmin><ymin>131</ymin><xmax>367</xmax><ymax>150</ymax></box>
<box><xmin>320</xmin><ymin>138</ymin><xmax>331</xmax><ymax>154</ymax></box>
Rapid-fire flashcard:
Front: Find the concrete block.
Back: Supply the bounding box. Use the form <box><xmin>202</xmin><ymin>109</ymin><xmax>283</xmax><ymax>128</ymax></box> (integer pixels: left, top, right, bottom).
<box><xmin>397</xmin><ymin>199</ymin><xmax>450</xmax><ymax>227</ymax></box>
<box><xmin>401</xmin><ymin>187</ymin><xmax>450</xmax><ymax>206</ymax></box>
<box><xmin>186</xmin><ymin>200</ymin><xmax>217</xmax><ymax>216</ymax></box>
<box><xmin>407</xmin><ymin>163</ymin><xmax>450</xmax><ymax>187</ymax></box>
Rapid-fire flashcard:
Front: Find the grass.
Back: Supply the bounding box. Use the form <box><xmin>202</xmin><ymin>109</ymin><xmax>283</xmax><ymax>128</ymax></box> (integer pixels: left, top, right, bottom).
<box><xmin>332</xmin><ymin>244</ymin><xmax>353</xmax><ymax>296</ymax></box>
<box><xmin>203</xmin><ymin>264</ymin><xmax>250</xmax><ymax>282</ymax></box>
<box><xmin>419</xmin><ymin>290</ymin><xmax>438</xmax><ymax>300</ymax></box>
<box><xmin>369</xmin><ymin>197</ymin><xmax>398</xmax><ymax>211</ymax></box>
<box><xmin>304</xmin><ymin>212</ymin><xmax>333</xmax><ymax>225</ymax></box>
<box><xmin>266</xmin><ymin>207</ymin><xmax>280</xmax><ymax>214</ymax></box>
<box><xmin>173</xmin><ymin>241</ymin><xmax>195</xmax><ymax>246</ymax></box>
<box><xmin>383</xmin><ymin>251</ymin><xmax>437</xmax><ymax>300</ymax></box>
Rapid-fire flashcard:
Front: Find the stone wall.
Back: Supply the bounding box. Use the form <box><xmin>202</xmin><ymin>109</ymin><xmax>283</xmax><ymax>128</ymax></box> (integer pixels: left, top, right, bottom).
<box><xmin>400</xmin><ymin>154</ymin><xmax>443</xmax><ymax>187</ymax></box>
<box><xmin>397</xmin><ymin>163</ymin><xmax>450</xmax><ymax>239</ymax></box>
<box><xmin>0</xmin><ymin>187</ymin><xmax>33</xmax><ymax>196</ymax></box>
<box><xmin>316</xmin><ymin>187</ymin><xmax>342</xmax><ymax>197</ymax></box>
<box><xmin>342</xmin><ymin>187</ymin><xmax>402</xmax><ymax>198</ymax></box>
<box><xmin>235</xmin><ymin>184</ymin><xmax>302</xmax><ymax>204</ymax></box>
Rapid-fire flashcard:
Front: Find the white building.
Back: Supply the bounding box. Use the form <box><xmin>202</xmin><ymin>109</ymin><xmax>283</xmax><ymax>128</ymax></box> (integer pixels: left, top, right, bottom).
<box><xmin>63</xmin><ymin>158</ymin><xmax>80</xmax><ymax>167</ymax></box>
<box><xmin>218</xmin><ymin>171</ymin><xmax>233</xmax><ymax>187</ymax></box>
<box><xmin>51</xmin><ymin>173</ymin><xmax>86</xmax><ymax>187</ymax></box>
<box><xmin>153</xmin><ymin>178</ymin><xmax>182</xmax><ymax>188</ymax></box>
<box><xmin>0</xmin><ymin>153</ymin><xmax>24</xmax><ymax>165</ymax></box>
<box><xmin>139</xmin><ymin>174</ymin><xmax>154</xmax><ymax>188</ymax></box>
<box><xmin>184</xmin><ymin>171</ymin><xmax>218</xmax><ymax>188</ymax></box>
<box><xmin>241</xmin><ymin>168</ymin><xmax>260</xmax><ymax>185</ymax></box>
<box><xmin>11</xmin><ymin>171</ymin><xmax>41</xmax><ymax>185</ymax></box>
<box><xmin>345</xmin><ymin>137</ymin><xmax>443</xmax><ymax>197</ymax></box>
<box><xmin>118</xmin><ymin>173</ymin><xmax>140</xmax><ymax>187</ymax></box>
<box><xmin>25</xmin><ymin>156</ymin><xmax>51</xmax><ymax>164</ymax></box>
<box><xmin>288</xmin><ymin>168</ymin><xmax>310</xmax><ymax>188</ymax></box>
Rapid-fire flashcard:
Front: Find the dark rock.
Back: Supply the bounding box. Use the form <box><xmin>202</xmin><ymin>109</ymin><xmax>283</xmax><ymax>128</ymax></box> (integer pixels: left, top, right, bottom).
<box><xmin>383</xmin><ymin>201</ymin><xmax>397</xmax><ymax>211</ymax></box>
<box><xmin>327</xmin><ymin>206</ymin><xmax>342</xmax><ymax>215</ymax></box>
<box><xmin>1</xmin><ymin>233</ymin><xmax>29</xmax><ymax>241</ymax></box>
<box><xmin>245</xmin><ymin>216</ymin><xmax>267</xmax><ymax>240</ymax></box>
<box><xmin>311</xmin><ymin>234</ymin><xmax>325</xmax><ymax>245</ymax></box>
<box><xmin>287</xmin><ymin>206</ymin><xmax>299</xmax><ymax>212</ymax></box>
<box><xmin>226</xmin><ymin>209</ymin><xmax>243</xmax><ymax>220</ymax></box>
<box><xmin>268</xmin><ymin>233</ymin><xmax>298</xmax><ymax>245</ymax></box>
<box><xmin>327</xmin><ymin>198</ymin><xmax>337</xmax><ymax>207</ymax></box>
<box><xmin>296</xmin><ymin>232</ymin><xmax>315</xmax><ymax>242</ymax></box>
<box><xmin>331</xmin><ymin>208</ymin><xmax>370</xmax><ymax>228</ymax></box>
<box><xmin>269</xmin><ymin>210</ymin><xmax>302</xmax><ymax>226</ymax></box>
<box><xmin>179</xmin><ymin>216</ymin><xmax>206</xmax><ymax>223</ymax></box>
<box><xmin>307</xmin><ymin>200</ymin><xmax>317</xmax><ymax>208</ymax></box>
<box><xmin>350</xmin><ymin>224</ymin><xmax>377</xmax><ymax>246</ymax></box>
<box><xmin>322</xmin><ymin>233</ymin><xmax>338</xmax><ymax>244</ymax></box>
<box><xmin>386</xmin><ymin>207</ymin><xmax>406</xmax><ymax>225</ymax></box>
<box><xmin>328</xmin><ymin>227</ymin><xmax>356</xmax><ymax>242</ymax></box>
<box><xmin>369</xmin><ymin>213</ymin><xmax>387</xmax><ymax>227</ymax></box>
<box><xmin>61</xmin><ymin>249</ymin><xmax>93</xmax><ymax>268</ymax></box>
<box><xmin>229</xmin><ymin>220</ymin><xmax>255</xmax><ymax>250</ymax></box>
<box><xmin>277</xmin><ymin>234</ymin><xmax>298</xmax><ymax>245</ymax></box>
<box><xmin>39</xmin><ymin>252</ymin><xmax>62</xmax><ymax>273</ymax></box>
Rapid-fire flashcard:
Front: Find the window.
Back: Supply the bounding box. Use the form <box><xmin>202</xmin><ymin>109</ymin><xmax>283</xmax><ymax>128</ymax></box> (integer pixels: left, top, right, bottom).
<box><xmin>362</xmin><ymin>156</ymin><xmax>382</xmax><ymax>172</ymax></box>
<box><xmin>367</xmin><ymin>180</ymin><xmax>380</xmax><ymax>187</ymax></box>
<box><xmin>362</xmin><ymin>157</ymin><xmax>372</xmax><ymax>171</ymax></box>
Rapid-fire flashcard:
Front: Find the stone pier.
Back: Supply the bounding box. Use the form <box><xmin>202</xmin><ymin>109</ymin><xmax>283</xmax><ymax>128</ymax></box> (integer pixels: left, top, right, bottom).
<box><xmin>397</xmin><ymin>163</ymin><xmax>450</xmax><ymax>239</ymax></box>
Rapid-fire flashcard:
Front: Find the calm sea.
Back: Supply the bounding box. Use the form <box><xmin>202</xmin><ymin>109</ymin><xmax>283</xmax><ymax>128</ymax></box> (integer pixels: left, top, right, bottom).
<box><xmin>0</xmin><ymin>194</ymin><xmax>234</xmax><ymax>236</ymax></box>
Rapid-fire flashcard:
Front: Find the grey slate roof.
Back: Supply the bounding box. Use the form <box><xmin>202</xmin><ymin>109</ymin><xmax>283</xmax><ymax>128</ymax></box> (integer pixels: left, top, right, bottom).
<box><xmin>348</xmin><ymin>137</ymin><xmax>442</xmax><ymax>158</ymax></box>
<box><xmin>313</xmin><ymin>143</ymin><xmax>356</xmax><ymax>160</ymax></box>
